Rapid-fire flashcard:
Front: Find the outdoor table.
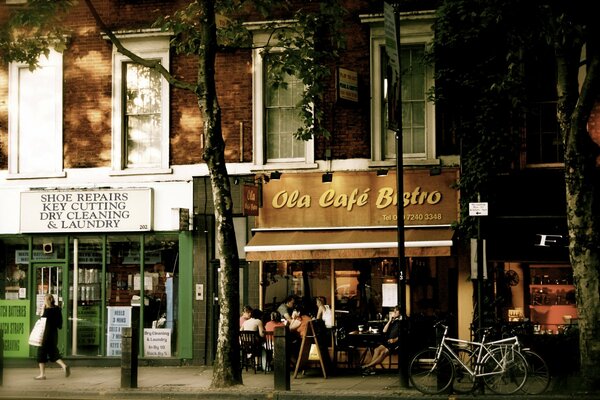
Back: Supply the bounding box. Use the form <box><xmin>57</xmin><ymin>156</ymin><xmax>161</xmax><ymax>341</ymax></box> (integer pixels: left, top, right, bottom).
<box><xmin>347</xmin><ymin>331</ymin><xmax>383</xmax><ymax>365</ymax></box>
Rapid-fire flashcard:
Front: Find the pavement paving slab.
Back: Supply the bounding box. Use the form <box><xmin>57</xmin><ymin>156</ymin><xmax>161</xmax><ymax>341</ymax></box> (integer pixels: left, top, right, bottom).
<box><xmin>1</xmin><ymin>366</ymin><xmax>599</xmax><ymax>400</ymax></box>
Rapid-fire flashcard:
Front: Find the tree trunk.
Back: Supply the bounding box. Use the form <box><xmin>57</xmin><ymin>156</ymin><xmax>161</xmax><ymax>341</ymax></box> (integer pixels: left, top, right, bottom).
<box><xmin>559</xmin><ymin>32</ymin><xmax>600</xmax><ymax>390</ymax></box>
<box><xmin>198</xmin><ymin>0</ymin><xmax>242</xmax><ymax>388</ymax></box>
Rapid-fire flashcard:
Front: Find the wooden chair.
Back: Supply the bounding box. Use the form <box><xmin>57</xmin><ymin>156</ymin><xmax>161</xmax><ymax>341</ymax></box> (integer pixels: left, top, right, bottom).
<box><xmin>239</xmin><ymin>330</ymin><xmax>262</xmax><ymax>373</ymax></box>
<box><xmin>263</xmin><ymin>331</ymin><xmax>275</xmax><ymax>373</ymax></box>
<box><xmin>333</xmin><ymin>326</ymin><xmax>356</xmax><ymax>369</ymax></box>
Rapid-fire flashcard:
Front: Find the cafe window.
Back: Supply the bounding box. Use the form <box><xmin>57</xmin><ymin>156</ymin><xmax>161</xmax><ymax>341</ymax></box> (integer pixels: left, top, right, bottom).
<box><xmin>261</xmin><ymin>260</ymin><xmax>330</xmax><ymax>316</ymax></box>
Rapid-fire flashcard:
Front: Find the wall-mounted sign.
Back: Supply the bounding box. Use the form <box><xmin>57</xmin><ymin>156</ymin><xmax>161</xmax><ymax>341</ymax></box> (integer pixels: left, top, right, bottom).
<box><xmin>0</xmin><ymin>300</ymin><xmax>30</xmax><ymax>357</ymax></box>
<box><xmin>257</xmin><ymin>169</ymin><xmax>459</xmax><ymax>228</ymax></box>
<box><xmin>20</xmin><ymin>189</ymin><xmax>153</xmax><ymax>233</ymax></box>
<box><xmin>243</xmin><ymin>184</ymin><xmax>259</xmax><ymax>216</ymax></box>
<box><xmin>338</xmin><ymin>68</ymin><xmax>358</xmax><ymax>102</ymax></box>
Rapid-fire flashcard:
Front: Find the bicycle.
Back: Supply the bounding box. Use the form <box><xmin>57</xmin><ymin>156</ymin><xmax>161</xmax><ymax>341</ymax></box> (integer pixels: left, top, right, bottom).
<box><xmin>496</xmin><ymin>324</ymin><xmax>550</xmax><ymax>395</ymax></box>
<box><xmin>408</xmin><ymin>322</ymin><xmax>528</xmax><ymax>395</ymax></box>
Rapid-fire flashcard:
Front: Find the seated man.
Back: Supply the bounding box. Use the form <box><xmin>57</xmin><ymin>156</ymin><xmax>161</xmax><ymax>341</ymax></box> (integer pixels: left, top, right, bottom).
<box><xmin>360</xmin><ymin>306</ymin><xmax>401</xmax><ymax>375</ymax></box>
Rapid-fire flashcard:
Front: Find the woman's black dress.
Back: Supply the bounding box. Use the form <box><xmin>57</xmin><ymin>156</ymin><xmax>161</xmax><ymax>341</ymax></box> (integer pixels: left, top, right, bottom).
<box><xmin>37</xmin><ymin>306</ymin><xmax>63</xmax><ymax>363</ymax></box>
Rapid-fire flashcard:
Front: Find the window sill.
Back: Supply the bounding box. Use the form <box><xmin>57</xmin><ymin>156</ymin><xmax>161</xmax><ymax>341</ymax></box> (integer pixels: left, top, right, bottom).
<box><xmin>525</xmin><ymin>163</ymin><xmax>564</xmax><ymax>169</ymax></box>
<box><xmin>370</xmin><ymin>158</ymin><xmax>441</xmax><ymax>167</ymax></box>
<box><xmin>251</xmin><ymin>162</ymin><xmax>318</xmax><ymax>172</ymax></box>
<box><xmin>109</xmin><ymin>168</ymin><xmax>173</xmax><ymax>177</ymax></box>
<box><xmin>6</xmin><ymin>171</ymin><xmax>67</xmax><ymax>180</ymax></box>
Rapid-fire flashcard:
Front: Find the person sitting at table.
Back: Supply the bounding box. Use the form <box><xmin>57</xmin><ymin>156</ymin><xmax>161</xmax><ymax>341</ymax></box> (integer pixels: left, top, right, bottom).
<box><xmin>240</xmin><ymin>305</ymin><xmax>253</xmax><ymax>328</ymax></box>
<box><xmin>277</xmin><ymin>296</ymin><xmax>296</xmax><ymax>324</ymax></box>
<box><xmin>360</xmin><ymin>305</ymin><xmax>401</xmax><ymax>375</ymax></box>
<box><xmin>241</xmin><ymin>309</ymin><xmax>266</xmax><ymax>337</ymax></box>
<box><xmin>265</xmin><ymin>311</ymin><xmax>285</xmax><ymax>332</ymax></box>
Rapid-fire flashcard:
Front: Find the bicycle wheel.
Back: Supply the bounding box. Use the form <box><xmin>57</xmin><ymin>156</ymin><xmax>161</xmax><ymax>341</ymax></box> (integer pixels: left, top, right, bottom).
<box><xmin>451</xmin><ymin>347</ymin><xmax>476</xmax><ymax>394</ymax></box>
<box><xmin>521</xmin><ymin>349</ymin><xmax>550</xmax><ymax>395</ymax></box>
<box><xmin>482</xmin><ymin>346</ymin><xmax>528</xmax><ymax>394</ymax></box>
<box><xmin>409</xmin><ymin>348</ymin><xmax>454</xmax><ymax>394</ymax></box>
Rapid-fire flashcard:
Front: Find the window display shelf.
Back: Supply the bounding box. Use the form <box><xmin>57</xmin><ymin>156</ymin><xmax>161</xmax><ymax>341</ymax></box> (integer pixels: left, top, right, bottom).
<box><xmin>529</xmin><ymin>265</ymin><xmax>577</xmax><ymax>333</ymax></box>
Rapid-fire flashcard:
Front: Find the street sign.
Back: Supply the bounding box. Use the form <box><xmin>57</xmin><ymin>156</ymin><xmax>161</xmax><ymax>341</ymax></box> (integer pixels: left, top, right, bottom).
<box><xmin>469</xmin><ymin>202</ymin><xmax>488</xmax><ymax>216</ymax></box>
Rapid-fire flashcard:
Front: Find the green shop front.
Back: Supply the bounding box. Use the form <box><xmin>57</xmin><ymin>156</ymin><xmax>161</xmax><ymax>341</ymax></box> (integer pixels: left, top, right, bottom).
<box><xmin>0</xmin><ymin>188</ymin><xmax>193</xmax><ymax>363</ymax></box>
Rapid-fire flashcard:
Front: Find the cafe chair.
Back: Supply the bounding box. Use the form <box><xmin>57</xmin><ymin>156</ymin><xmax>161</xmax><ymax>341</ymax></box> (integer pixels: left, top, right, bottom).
<box><xmin>334</xmin><ymin>326</ymin><xmax>355</xmax><ymax>369</ymax></box>
<box><xmin>263</xmin><ymin>331</ymin><xmax>275</xmax><ymax>373</ymax></box>
<box><xmin>240</xmin><ymin>330</ymin><xmax>262</xmax><ymax>373</ymax></box>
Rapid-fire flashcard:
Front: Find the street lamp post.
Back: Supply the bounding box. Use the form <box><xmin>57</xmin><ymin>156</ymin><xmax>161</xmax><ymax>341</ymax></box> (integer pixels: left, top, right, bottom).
<box><xmin>385</xmin><ymin>1</ymin><xmax>409</xmax><ymax>388</ymax></box>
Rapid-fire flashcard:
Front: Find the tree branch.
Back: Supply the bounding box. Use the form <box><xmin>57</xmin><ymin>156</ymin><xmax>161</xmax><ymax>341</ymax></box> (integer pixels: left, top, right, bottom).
<box><xmin>82</xmin><ymin>0</ymin><xmax>198</xmax><ymax>93</ymax></box>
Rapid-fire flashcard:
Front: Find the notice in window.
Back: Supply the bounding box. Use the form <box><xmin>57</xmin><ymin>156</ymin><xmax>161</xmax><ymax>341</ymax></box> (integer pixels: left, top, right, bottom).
<box><xmin>144</xmin><ymin>328</ymin><xmax>171</xmax><ymax>357</ymax></box>
<box><xmin>382</xmin><ymin>283</ymin><xmax>398</xmax><ymax>308</ymax></box>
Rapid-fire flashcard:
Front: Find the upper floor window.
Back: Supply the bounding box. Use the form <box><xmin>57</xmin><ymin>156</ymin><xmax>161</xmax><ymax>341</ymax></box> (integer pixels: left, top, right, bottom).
<box><xmin>524</xmin><ymin>46</ymin><xmax>562</xmax><ymax>166</ymax></box>
<box><xmin>8</xmin><ymin>49</ymin><xmax>65</xmax><ymax>178</ymax></box>
<box><xmin>366</xmin><ymin>13</ymin><xmax>436</xmax><ymax>166</ymax></box>
<box><xmin>251</xmin><ymin>30</ymin><xmax>316</xmax><ymax>170</ymax></box>
<box><xmin>109</xmin><ymin>32</ymin><xmax>171</xmax><ymax>175</ymax></box>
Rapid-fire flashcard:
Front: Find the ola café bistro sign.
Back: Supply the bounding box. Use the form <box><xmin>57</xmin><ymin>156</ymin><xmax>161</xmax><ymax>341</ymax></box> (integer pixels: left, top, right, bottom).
<box><xmin>19</xmin><ymin>188</ymin><xmax>153</xmax><ymax>233</ymax></box>
<box><xmin>256</xmin><ymin>169</ymin><xmax>459</xmax><ymax>228</ymax></box>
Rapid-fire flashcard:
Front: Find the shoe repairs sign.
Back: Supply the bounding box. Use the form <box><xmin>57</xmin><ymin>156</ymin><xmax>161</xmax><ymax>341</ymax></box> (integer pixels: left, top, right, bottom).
<box><xmin>19</xmin><ymin>188</ymin><xmax>153</xmax><ymax>233</ymax></box>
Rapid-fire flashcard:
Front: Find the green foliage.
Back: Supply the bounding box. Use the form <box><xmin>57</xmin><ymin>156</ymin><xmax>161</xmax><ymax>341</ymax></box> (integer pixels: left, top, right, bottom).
<box><xmin>0</xmin><ymin>0</ymin><xmax>72</xmax><ymax>67</ymax></box>
<box><xmin>156</xmin><ymin>0</ymin><xmax>346</xmax><ymax>141</ymax></box>
<box><xmin>431</xmin><ymin>0</ymin><xmax>539</xmax><ymax>237</ymax></box>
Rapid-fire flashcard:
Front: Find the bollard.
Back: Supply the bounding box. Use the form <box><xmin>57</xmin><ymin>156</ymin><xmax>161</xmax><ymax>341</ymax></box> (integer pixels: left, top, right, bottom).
<box><xmin>121</xmin><ymin>327</ymin><xmax>138</xmax><ymax>388</ymax></box>
<box><xmin>0</xmin><ymin>330</ymin><xmax>3</xmax><ymax>387</ymax></box>
<box><xmin>273</xmin><ymin>325</ymin><xmax>290</xmax><ymax>391</ymax></box>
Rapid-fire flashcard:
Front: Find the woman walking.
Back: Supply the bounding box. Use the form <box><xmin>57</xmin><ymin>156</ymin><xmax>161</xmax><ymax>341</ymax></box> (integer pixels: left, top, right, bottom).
<box><xmin>35</xmin><ymin>293</ymin><xmax>70</xmax><ymax>380</ymax></box>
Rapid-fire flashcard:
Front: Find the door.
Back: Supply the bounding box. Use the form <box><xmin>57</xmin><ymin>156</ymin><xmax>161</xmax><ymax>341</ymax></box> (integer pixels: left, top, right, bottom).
<box><xmin>32</xmin><ymin>263</ymin><xmax>67</xmax><ymax>356</ymax></box>
<box><xmin>33</xmin><ymin>264</ymin><xmax>64</xmax><ymax>316</ymax></box>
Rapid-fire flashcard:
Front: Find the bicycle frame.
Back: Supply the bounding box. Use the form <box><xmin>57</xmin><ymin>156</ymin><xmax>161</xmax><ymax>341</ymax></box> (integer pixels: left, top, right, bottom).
<box><xmin>437</xmin><ymin>325</ymin><xmax>521</xmax><ymax>379</ymax></box>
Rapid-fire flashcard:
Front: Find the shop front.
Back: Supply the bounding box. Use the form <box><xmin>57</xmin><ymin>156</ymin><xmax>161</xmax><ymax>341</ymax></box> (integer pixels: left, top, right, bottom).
<box><xmin>485</xmin><ymin>170</ymin><xmax>579</xmax><ymax>374</ymax></box>
<box><xmin>244</xmin><ymin>169</ymin><xmax>460</xmax><ymax>335</ymax></box>
<box><xmin>0</xmin><ymin>187</ymin><xmax>193</xmax><ymax>363</ymax></box>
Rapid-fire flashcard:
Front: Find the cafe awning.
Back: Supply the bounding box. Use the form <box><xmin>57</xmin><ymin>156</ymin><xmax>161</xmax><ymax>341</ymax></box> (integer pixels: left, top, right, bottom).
<box><xmin>244</xmin><ymin>226</ymin><xmax>454</xmax><ymax>261</ymax></box>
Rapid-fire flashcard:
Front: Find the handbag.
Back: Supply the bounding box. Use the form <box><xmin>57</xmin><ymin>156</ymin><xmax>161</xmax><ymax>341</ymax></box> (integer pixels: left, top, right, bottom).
<box><xmin>28</xmin><ymin>317</ymin><xmax>47</xmax><ymax>347</ymax></box>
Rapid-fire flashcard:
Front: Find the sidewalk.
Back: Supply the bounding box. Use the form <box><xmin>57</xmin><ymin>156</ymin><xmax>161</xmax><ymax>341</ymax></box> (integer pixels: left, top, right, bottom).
<box><xmin>0</xmin><ymin>365</ymin><xmax>597</xmax><ymax>400</ymax></box>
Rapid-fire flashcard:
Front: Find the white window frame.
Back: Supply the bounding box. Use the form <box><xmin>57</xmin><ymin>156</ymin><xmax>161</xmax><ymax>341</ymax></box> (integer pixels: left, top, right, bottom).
<box><xmin>7</xmin><ymin>48</ymin><xmax>65</xmax><ymax>179</ymax></box>
<box><xmin>250</xmin><ymin>29</ymin><xmax>316</xmax><ymax>171</ymax></box>
<box><xmin>108</xmin><ymin>31</ymin><xmax>172</xmax><ymax>176</ymax></box>
<box><xmin>365</xmin><ymin>12</ymin><xmax>438</xmax><ymax>167</ymax></box>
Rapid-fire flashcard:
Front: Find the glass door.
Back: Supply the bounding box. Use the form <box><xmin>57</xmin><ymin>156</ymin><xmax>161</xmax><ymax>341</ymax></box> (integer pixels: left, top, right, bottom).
<box><xmin>33</xmin><ymin>264</ymin><xmax>64</xmax><ymax>316</ymax></box>
<box><xmin>32</xmin><ymin>263</ymin><xmax>67</xmax><ymax>357</ymax></box>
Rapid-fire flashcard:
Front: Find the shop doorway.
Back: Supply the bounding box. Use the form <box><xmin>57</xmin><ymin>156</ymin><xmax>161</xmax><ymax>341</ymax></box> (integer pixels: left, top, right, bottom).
<box><xmin>32</xmin><ymin>263</ymin><xmax>65</xmax><ymax>315</ymax></box>
<box><xmin>32</xmin><ymin>263</ymin><xmax>68</xmax><ymax>357</ymax></box>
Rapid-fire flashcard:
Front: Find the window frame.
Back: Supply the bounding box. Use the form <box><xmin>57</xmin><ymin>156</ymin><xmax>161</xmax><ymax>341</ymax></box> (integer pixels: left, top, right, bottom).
<box><xmin>250</xmin><ymin>30</ymin><xmax>316</xmax><ymax>171</ymax></box>
<box><xmin>7</xmin><ymin>48</ymin><xmax>65</xmax><ymax>179</ymax></box>
<box><xmin>366</xmin><ymin>13</ymin><xmax>437</xmax><ymax>167</ymax></box>
<box><xmin>109</xmin><ymin>31</ymin><xmax>172</xmax><ymax>176</ymax></box>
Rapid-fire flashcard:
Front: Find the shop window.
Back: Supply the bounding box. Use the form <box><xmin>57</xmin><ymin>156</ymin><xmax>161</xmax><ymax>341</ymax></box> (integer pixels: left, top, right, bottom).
<box><xmin>68</xmin><ymin>237</ymin><xmax>103</xmax><ymax>356</ymax></box>
<box><xmin>109</xmin><ymin>32</ymin><xmax>171</xmax><ymax>175</ymax></box>
<box><xmin>0</xmin><ymin>237</ymin><xmax>30</xmax><ymax>300</ymax></box>
<box><xmin>105</xmin><ymin>234</ymin><xmax>179</xmax><ymax>357</ymax></box>
<box><xmin>261</xmin><ymin>260</ymin><xmax>329</xmax><ymax>316</ymax></box>
<box><xmin>251</xmin><ymin>30</ymin><xmax>316</xmax><ymax>170</ymax></box>
<box><xmin>366</xmin><ymin>14</ymin><xmax>437</xmax><ymax>166</ymax></box>
<box><xmin>7</xmin><ymin>49</ymin><xmax>65</xmax><ymax>179</ymax></box>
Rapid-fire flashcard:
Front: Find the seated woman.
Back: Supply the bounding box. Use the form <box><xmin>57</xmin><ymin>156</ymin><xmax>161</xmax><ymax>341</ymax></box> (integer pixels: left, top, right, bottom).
<box><xmin>360</xmin><ymin>305</ymin><xmax>401</xmax><ymax>375</ymax></box>
<box><xmin>265</xmin><ymin>311</ymin><xmax>285</xmax><ymax>332</ymax></box>
<box><xmin>241</xmin><ymin>309</ymin><xmax>265</xmax><ymax>337</ymax></box>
